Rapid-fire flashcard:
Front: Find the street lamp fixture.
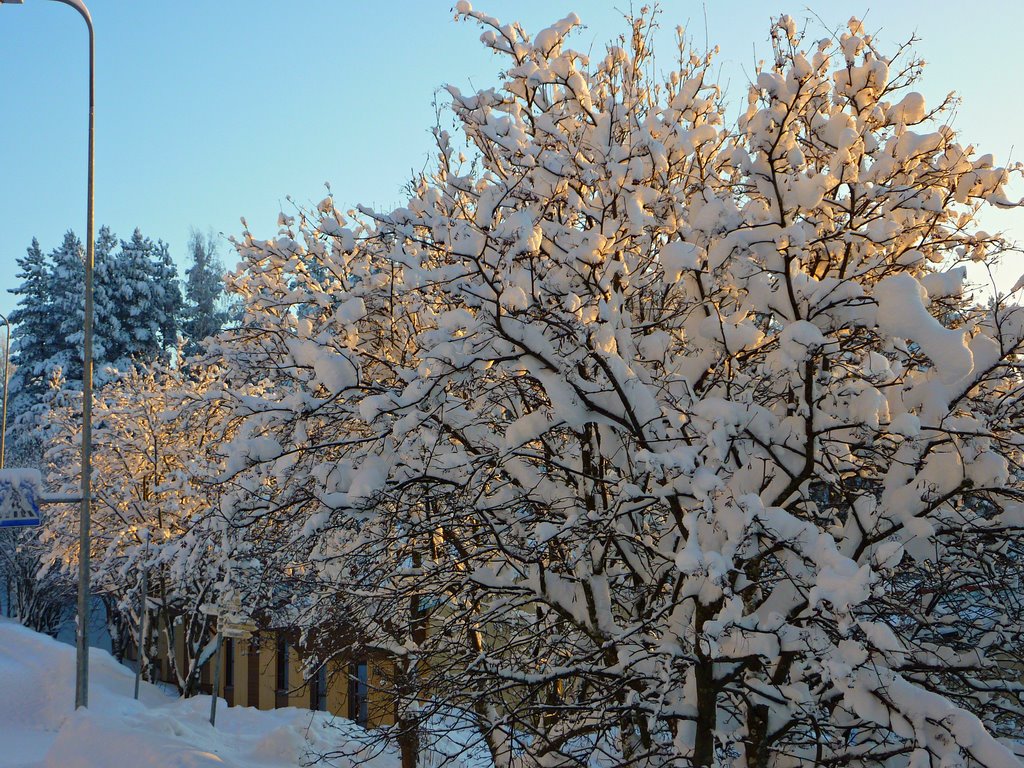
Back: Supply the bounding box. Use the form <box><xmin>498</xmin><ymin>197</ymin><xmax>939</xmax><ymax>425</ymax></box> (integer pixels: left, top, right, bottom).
<box><xmin>1</xmin><ymin>0</ymin><xmax>95</xmax><ymax>710</ymax></box>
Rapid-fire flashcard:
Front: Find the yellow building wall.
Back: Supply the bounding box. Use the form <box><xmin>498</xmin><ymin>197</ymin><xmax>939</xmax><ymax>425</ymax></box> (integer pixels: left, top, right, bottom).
<box><xmin>368</xmin><ymin>655</ymin><xmax>395</xmax><ymax>727</ymax></box>
<box><xmin>217</xmin><ymin>635</ymin><xmax>270</xmax><ymax>710</ymax></box>
<box><xmin>231</xmin><ymin>639</ymin><xmax>249</xmax><ymax>705</ymax></box>
<box><xmin>159</xmin><ymin>628</ymin><xmax>401</xmax><ymax>729</ymax></box>
<box><xmin>258</xmin><ymin>638</ymin><xmax>277</xmax><ymax>711</ymax></box>
<box><xmin>326</xmin><ymin>657</ymin><xmax>348</xmax><ymax>716</ymax></box>
<box><xmin>287</xmin><ymin>650</ymin><xmax>308</xmax><ymax>708</ymax></box>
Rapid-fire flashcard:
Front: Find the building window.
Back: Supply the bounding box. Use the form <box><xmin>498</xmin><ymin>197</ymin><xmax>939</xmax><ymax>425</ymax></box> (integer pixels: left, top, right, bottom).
<box><xmin>224</xmin><ymin>639</ymin><xmax>234</xmax><ymax>689</ymax></box>
<box><xmin>201</xmin><ymin>644</ymin><xmax>211</xmax><ymax>691</ymax></box>
<box><xmin>247</xmin><ymin>639</ymin><xmax>260</xmax><ymax>708</ymax></box>
<box><xmin>275</xmin><ymin>634</ymin><xmax>289</xmax><ymax>708</ymax></box>
<box><xmin>347</xmin><ymin>660</ymin><xmax>368</xmax><ymax>726</ymax></box>
<box><xmin>312</xmin><ymin>664</ymin><xmax>328</xmax><ymax>711</ymax></box>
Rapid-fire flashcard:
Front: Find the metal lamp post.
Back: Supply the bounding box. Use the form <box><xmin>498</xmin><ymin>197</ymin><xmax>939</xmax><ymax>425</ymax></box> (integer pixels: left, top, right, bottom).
<box><xmin>0</xmin><ymin>311</ymin><xmax>9</xmax><ymax>469</ymax></box>
<box><xmin>1</xmin><ymin>0</ymin><xmax>95</xmax><ymax>709</ymax></box>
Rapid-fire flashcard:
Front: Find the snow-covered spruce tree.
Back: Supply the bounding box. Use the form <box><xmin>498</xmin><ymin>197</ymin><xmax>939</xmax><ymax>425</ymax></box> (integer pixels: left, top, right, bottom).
<box><xmin>5</xmin><ymin>237</ymin><xmax>65</xmax><ymax>469</ymax></box>
<box><xmin>45</xmin><ymin>230</ymin><xmax>87</xmax><ymax>383</ymax></box>
<box><xmin>5</xmin><ymin>230</ymin><xmax>92</xmax><ymax>477</ymax></box>
<box><xmin>8</xmin><ymin>225</ymin><xmax>182</xmax><ymax>403</ymax></box>
<box><xmin>7</xmin><ymin>238</ymin><xmax>59</xmax><ymax>405</ymax></box>
<box><xmin>112</xmin><ymin>228</ymin><xmax>182</xmax><ymax>364</ymax></box>
<box><xmin>152</xmin><ymin>237</ymin><xmax>184</xmax><ymax>355</ymax></box>
<box><xmin>216</xmin><ymin>10</ymin><xmax>1024</xmax><ymax>767</ymax></box>
<box><xmin>92</xmin><ymin>225</ymin><xmax>125</xmax><ymax>369</ymax></box>
<box><xmin>55</xmin><ymin>225</ymin><xmax>126</xmax><ymax>373</ymax></box>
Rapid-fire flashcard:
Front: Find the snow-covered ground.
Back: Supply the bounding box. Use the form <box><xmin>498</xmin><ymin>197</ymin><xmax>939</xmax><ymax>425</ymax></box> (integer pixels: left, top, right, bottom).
<box><xmin>0</xmin><ymin>618</ymin><xmax>400</xmax><ymax>768</ymax></box>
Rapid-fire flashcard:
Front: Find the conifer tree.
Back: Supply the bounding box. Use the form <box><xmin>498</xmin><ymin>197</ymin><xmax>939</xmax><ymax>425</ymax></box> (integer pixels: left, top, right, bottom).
<box><xmin>8</xmin><ymin>226</ymin><xmax>183</xmax><ymax>404</ymax></box>
<box><xmin>92</xmin><ymin>225</ymin><xmax>122</xmax><ymax>371</ymax></box>
<box><xmin>47</xmin><ymin>231</ymin><xmax>85</xmax><ymax>382</ymax></box>
<box><xmin>7</xmin><ymin>238</ymin><xmax>58</xmax><ymax>403</ymax></box>
<box><xmin>112</xmin><ymin>228</ymin><xmax>182</xmax><ymax>363</ymax></box>
<box><xmin>181</xmin><ymin>228</ymin><xmax>229</xmax><ymax>354</ymax></box>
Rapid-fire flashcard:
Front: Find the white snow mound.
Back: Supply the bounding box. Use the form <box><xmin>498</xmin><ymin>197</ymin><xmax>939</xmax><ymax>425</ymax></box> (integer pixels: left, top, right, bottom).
<box><xmin>0</xmin><ymin>618</ymin><xmax>397</xmax><ymax>768</ymax></box>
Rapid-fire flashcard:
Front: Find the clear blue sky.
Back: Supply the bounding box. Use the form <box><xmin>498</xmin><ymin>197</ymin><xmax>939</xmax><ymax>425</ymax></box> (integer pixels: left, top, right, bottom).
<box><xmin>1</xmin><ymin>1</ymin><xmax>1021</xmax><ymax>318</ymax></box>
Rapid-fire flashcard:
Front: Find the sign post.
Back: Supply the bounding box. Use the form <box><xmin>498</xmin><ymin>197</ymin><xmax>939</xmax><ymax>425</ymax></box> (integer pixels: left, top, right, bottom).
<box><xmin>209</xmin><ymin>633</ymin><xmax>223</xmax><ymax>727</ymax></box>
<box><xmin>133</xmin><ymin>567</ymin><xmax>148</xmax><ymax>700</ymax></box>
<box><xmin>204</xmin><ymin>594</ymin><xmax>256</xmax><ymax>728</ymax></box>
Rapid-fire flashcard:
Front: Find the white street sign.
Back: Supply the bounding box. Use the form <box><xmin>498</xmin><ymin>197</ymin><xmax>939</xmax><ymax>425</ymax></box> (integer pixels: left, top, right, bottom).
<box><xmin>0</xmin><ymin>468</ymin><xmax>42</xmax><ymax>528</ymax></box>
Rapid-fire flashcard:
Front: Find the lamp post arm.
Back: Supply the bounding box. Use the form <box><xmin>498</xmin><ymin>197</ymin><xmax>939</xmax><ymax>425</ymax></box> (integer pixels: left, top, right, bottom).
<box><xmin>49</xmin><ymin>0</ymin><xmax>91</xmax><ymax>28</ymax></box>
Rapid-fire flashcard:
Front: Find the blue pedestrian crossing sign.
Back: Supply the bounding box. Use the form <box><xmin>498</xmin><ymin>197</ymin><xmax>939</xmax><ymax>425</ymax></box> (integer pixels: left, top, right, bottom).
<box><xmin>0</xmin><ymin>469</ymin><xmax>42</xmax><ymax>527</ymax></box>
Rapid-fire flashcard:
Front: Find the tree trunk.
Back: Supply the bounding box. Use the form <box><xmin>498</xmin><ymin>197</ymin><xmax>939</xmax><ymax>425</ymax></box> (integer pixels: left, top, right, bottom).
<box><xmin>693</xmin><ymin>603</ymin><xmax>717</xmax><ymax>767</ymax></box>
<box><xmin>746</xmin><ymin>703</ymin><xmax>770</xmax><ymax>768</ymax></box>
<box><xmin>397</xmin><ymin>714</ymin><xmax>420</xmax><ymax>768</ymax></box>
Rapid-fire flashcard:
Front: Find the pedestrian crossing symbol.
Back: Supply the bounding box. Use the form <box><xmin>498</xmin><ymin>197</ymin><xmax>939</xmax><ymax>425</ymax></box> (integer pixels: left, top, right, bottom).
<box><xmin>0</xmin><ymin>469</ymin><xmax>42</xmax><ymax>528</ymax></box>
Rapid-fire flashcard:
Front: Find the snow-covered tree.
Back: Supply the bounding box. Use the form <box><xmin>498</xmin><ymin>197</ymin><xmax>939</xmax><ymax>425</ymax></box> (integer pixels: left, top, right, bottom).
<box><xmin>181</xmin><ymin>228</ymin><xmax>231</xmax><ymax>354</ymax></box>
<box><xmin>42</xmin><ymin>361</ymin><xmax>235</xmax><ymax>695</ymax></box>
<box><xmin>146</xmin><ymin>9</ymin><xmax>1024</xmax><ymax>766</ymax></box>
<box><xmin>8</xmin><ymin>13</ymin><xmax>1022</xmax><ymax>765</ymax></box>
<box><xmin>1</xmin><ymin>374</ymin><xmax>80</xmax><ymax>636</ymax></box>
<box><xmin>7</xmin><ymin>238</ymin><xmax>59</xmax><ymax>404</ymax></box>
<box><xmin>0</xmin><ymin>523</ymin><xmax>76</xmax><ymax>636</ymax></box>
<box><xmin>112</xmin><ymin>228</ymin><xmax>182</xmax><ymax>364</ymax></box>
<box><xmin>92</xmin><ymin>225</ymin><xmax>125</xmax><ymax>368</ymax></box>
<box><xmin>43</xmin><ymin>231</ymin><xmax>86</xmax><ymax>382</ymax></box>
<box><xmin>9</xmin><ymin>226</ymin><xmax>183</xmax><ymax>393</ymax></box>
<box><xmin>6</xmin><ymin>225</ymin><xmax>187</xmax><ymax>480</ymax></box>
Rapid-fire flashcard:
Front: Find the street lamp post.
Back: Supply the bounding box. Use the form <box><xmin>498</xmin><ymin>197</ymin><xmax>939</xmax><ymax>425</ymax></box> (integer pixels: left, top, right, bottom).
<box><xmin>0</xmin><ymin>311</ymin><xmax>10</xmax><ymax>469</ymax></box>
<box><xmin>1</xmin><ymin>0</ymin><xmax>95</xmax><ymax>710</ymax></box>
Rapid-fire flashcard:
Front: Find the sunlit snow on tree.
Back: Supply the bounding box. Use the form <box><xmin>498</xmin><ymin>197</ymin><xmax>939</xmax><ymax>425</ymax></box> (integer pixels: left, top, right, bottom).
<box><xmin>23</xmin><ymin>7</ymin><xmax>1024</xmax><ymax>768</ymax></box>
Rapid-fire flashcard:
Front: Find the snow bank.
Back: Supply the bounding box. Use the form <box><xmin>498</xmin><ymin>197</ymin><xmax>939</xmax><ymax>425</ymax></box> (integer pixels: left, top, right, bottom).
<box><xmin>0</xmin><ymin>618</ymin><xmax>398</xmax><ymax>768</ymax></box>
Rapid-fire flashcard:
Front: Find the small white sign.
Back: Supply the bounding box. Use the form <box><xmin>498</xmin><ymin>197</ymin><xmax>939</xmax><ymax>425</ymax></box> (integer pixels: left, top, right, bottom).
<box><xmin>220</xmin><ymin>625</ymin><xmax>255</xmax><ymax>640</ymax></box>
<box><xmin>0</xmin><ymin>469</ymin><xmax>42</xmax><ymax>528</ymax></box>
